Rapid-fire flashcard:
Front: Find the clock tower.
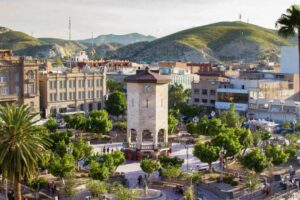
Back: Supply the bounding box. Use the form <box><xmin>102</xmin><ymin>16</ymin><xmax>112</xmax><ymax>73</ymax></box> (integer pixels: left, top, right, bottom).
<box><xmin>124</xmin><ymin>67</ymin><xmax>170</xmax><ymax>160</ymax></box>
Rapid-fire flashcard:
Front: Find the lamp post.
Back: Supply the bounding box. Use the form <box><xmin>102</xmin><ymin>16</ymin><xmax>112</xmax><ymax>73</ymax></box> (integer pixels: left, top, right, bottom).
<box><xmin>219</xmin><ymin>147</ymin><xmax>226</xmax><ymax>181</ymax></box>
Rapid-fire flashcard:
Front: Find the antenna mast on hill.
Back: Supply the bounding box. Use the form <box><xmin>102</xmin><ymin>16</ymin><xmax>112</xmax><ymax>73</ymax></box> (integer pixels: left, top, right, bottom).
<box><xmin>68</xmin><ymin>17</ymin><xmax>72</xmax><ymax>41</ymax></box>
<box><xmin>239</xmin><ymin>14</ymin><xmax>242</xmax><ymax>21</ymax></box>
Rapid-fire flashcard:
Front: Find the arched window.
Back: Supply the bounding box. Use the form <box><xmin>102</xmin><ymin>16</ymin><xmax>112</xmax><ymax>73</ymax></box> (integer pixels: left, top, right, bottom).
<box><xmin>158</xmin><ymin>129</ymin><xmax>166</xmax><ymax>143</ymax></box>
<box><xmin>130</xmin><ymin>129</ymin><xmax>137</xmax><ymax>142</ymax></box>
<box><xmin>0</xmin><ymin>73</ymin><xmax>8</xmax><ymax>83</ymax></box>
<box><xmin>142</xmin><ymin>130</ymin><xmax>153</xmax><ymax>142</ymax></box>
<box><xmin>27</xmin><ymin>70</ymin><xmax>34</xmax><ymax>80</ymax></box>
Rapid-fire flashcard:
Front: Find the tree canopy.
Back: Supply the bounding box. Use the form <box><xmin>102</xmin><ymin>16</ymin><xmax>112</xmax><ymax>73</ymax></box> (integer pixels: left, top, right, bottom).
<box><xmin>106</xmin><ymin>91</ymin><xmax>127</xmax><ymax>116</ymax></box>
<box><xmin>194</xmin><ymin>142</ymin><xmax>219</xmax><ymax>172</ymax></box>
<box><xmin>241</xmin><ymin>148</ymin><xmax>267</xmax><ymax>173</ymax></box>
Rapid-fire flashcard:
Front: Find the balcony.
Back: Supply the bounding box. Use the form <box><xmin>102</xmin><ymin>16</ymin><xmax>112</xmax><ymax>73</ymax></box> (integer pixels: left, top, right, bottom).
<box><xmin>123</xmin><ymin>142</ymin><xmax>170</xmax><ymax>151</ymax></box>
<box><xmin>0</xmin><ymin>94</ymin><xmax>18</xmax><ymax>102</ymax></box>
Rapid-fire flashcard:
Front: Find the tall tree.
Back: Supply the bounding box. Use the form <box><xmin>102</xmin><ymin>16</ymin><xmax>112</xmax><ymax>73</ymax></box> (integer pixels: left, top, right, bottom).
<box><xmin>106</xmin><ymin>91</ymin><xmax>127</xmax><ymax>116</ymax></box>
<box><xmin>193</xmin><ymin>142</ymin><xmax>219</xmax><ymax>172</ymax></box>
<box><xmin>0</xmin><ymin>105</ymin><xmax>50</xmax><ymax>200</ymax></box>
<box><xmin>276</xmin><ymin>4</ymin><xmax>300</xmax><ymax>98</ymax></box>
<box><xmin>140</xmin><ymin>159</ymin><xmax>161</xmax><ymax>181</ymax></box>
<box><xmin>169</xmin><ymin>83</ymin><xmax>189</xmax><ymax>108</ymax></box>
<box><xmin>72</xmin><ymin>139</ymin><xmax>93</xmax><ymax>170</ymax></box>
<box><xmin>241</xmin><ymin>148</ymin><xmax>267</xmax><ymax>173</ymax></box>
<box><xmin>219</xmin><ymin>104</ymin><xmax>240</xmax><ymax>128</ymax></box>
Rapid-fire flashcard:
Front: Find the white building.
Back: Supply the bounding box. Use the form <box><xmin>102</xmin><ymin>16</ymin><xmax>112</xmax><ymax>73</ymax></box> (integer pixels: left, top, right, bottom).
<box><xmin>123</xmin><ymin>67</ymin><xmax>170</xmax><ymax>160</ymax></box>
<box><xmin>280</xmin><ymin>46</ymin><xmax>299</xmax><ymax>74</ymax></box>
<box><xmin>71</xmin><ymin>51</ymin><xmax>89</xmax><ymax>62</ymax></box>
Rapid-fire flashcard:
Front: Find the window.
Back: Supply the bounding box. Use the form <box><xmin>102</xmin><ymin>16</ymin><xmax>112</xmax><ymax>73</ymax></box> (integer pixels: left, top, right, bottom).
<box><xmin>73</xmin><ymin>92</ymin><xmax>76</xmax><ymax>99</ymax></box>
<box><xmin>82</xmin><ymin>91</ymin><xmax>85</xmax><ymax>99</ymax></box>
<box><xmin>69</xmin><ymin>80</ymin><xmax>72</xmax><ymax>88</ymax></box>
<box><xmin>91</xmin><ymin>80</ymin><xmax>94</xmax><ymax>87</ymax></box>
<box><xmin>27</xmin><ymin>71</ymin><xmax>34</xmax><ymax>80</ymax></box>
<box><xmin>202</xmin><ymin>99</ymin><xmax>208</xmax><ymax>103</ymax></box>
<box><xmin>88</xmin><ymin>91</ymin><xmax>91</xmax><ymax>99</ymax></box>
<box><xmin>73</xmin><ymin>80</ymin><xmax>76</xmax><ymax>88</ymax></box>
<box><xmin>60</xmin><ymin>93</ymin><xmax>63</xmax><ymax>100</ymax></box>
<box><xmin>82</xmin><ymin>80</ymin><xmax>85</xmax><ymax>87</ymax></box>
<box><xmin>59</xmin><ymin>81</ymin><xmax>63</xmax><ymax>89</ymax></box>
<box><xmin>202</xmin><ymin>89</ymin><xmax>208</xmax><ymax>95</ymax></box>
<box><xmin>54</xmin><ymin>81</ymin><xmax>57</xmax><ymax>89</ymax></box>
<box><xmin>210</xmin><ymin>100</ymin><xmax>215</xmax><ymax>105</ymax></box>
<box><xmin>1</xmin><ymin>87</ymin><xmax>9</xmax><ymax>95</ymax></box>
<box><xmin>91</xmin><ymin>92</ymin><xmax>94</xmax><ymax>98</ymax></box>
<box><xmin>218</xmin><ymin>92</ymin><xmax>249</xmax><ymax>103</ymax></box>
<box><xmin>69</xmin><ymin>92</ymin><xmax>72</xmax><ymax>100</ymax></box>
<box><xmin>15</xmin><ymin>86</ymin><xmax>19</xmax><ymax>95</ymax></box>
<box><xmin>63</xmin><ymin>80</ymin><xmax>66</xmax><ymax>88</ymax></box>
<box><xmin>50</xmin><ymin>93</ymin><xmax>53</xmax><ymax>101</ymax></box>
<box><xmin>54</xmin><ymin>94</ymin><xmax>57</xmax><ymax>101</ymax></box>
<box><xmin>0</xmin><ymin>74</ymin><xmax>8</xmax><ymax>83</ymax></box>
<box><xmin>78</xmin><ymin>80</ymin><xmax>82</xmax><ymax>88</ymax></box>
<box><xmin>210</xmin><ymin>90</ymin><xmax>216</xmax><ymax>95</ymax></box>
<box><xmin>97</xmin><ymin>91</ymin><xmax>100</xmax><ymax>98</ymax></box>
<box><xmin>194</xmin><ymin>89</ymin><xmax>200</xmax><ymax>94</ymax></box>
<box><xmin>15</xmin><ymin>73</ymin><xmax>19</xmax><ymax>82</ymax></box>
<box><xmin>28</xmin><ymin>84</ymin><xmax>34</xmax><ymax>94</ymax></box>
<box><xmin>50</xmin><ymin>81</ymin><xmax>53</xmax><ymax>89</ymax></box>
<box><xmin>96</xmin><ymin>79</ymin><xmax>100</xmax><ymax>87</ymax></box>
<box><xmin>64</xmin><ymin>93</ymin><xmax>67</xmax><ymax>100</ymax></box>
<box><xmin>88</xmin><ymin>80</ymin><xmax>91</xmax><ymax>87</ymax></box>
<box><xmin>194</xmin><ymin>98</ymin><xmax>199</xmax><ymax>103</ymax></box>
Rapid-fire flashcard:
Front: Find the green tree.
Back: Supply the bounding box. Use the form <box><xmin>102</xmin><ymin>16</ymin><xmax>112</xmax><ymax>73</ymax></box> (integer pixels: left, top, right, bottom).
<box><xmin>285</xmin><ymin>145</ymin><xmax>297</xmax><ymax>160</ymax></box>
<box><xmin>89</xmin><ymin>160</ymin><xmax>110</xmax><ymax>181</ymax></box>
<box><xmin>282</xmin><ymin>121</ymin><xmax>291</xmax><ymax>129</ymax></box>
<box><xmin>241</xmin><ymin>148</ymin><xmax>267</xmax><ymax>173</ymax></box>
<box><xmin>45</xmin><ymin>117</ymin><xmax>58</xmax><ymax>132</ymax></box>
<box><xmin>169</xmin><ymin>83</ymin><xmax>189</xmax><ymax>108</ymax></box>
<box><xmin>72</xmin><ymin>139</ymin><xmax>93</xmax><ymax>169</ymax></box>
<box><xmin>276</xmin><ymin>5</ymin><xmax>300</xmax><ymax>80</ymax></box>
<box><xmin>107</xmin><ymin>79</ymin><xmax>123</xmax><ymax>93</ymax></box>
<box><xmin>110</xmin><ymin>150</ymin><xmax>126</xmax><ymax>172</ymax></box>
<box><xmin>219</xmin><ymin>104</ymin><xmax>240</xmax><ymax>128</ymax></box>
<box><xmin>49</xmin><ymin>131</ymin><xmax>73</xmax><ymax>150</ymax></box>
<box><xmin>235</xmin><ymin>128</ymin><xmax>253</xmax><ymax>155</ymax></box>
<box><xmin>106</xmin><ymin>91</ymin><xmax>127</xmax><ymax>116</ymax></box>
<box><xmin>68</xmin><ymin>114</ymin><xmax>86</xmax><ymax>130</ymax></box>
<box><xmin>159</xmin><ymin>156</ymin><xmax>184</xmax><ymax>168</ymax></box>
<box><xmin>198</xmin><ymin>116</ymin><xmax>224</xmax><ymax>136</ymax></box>
<box><xmin>180</xmin><ymin>104</ymin><xmax>203</xmax><ymax>118</ymax></box>
<box><xmin>186</xmin><ymin>122</ymin><xmax>199</xmax><ymax>135</ymax></box>
<box><xmin>168</xmin><ymin>110</ymin><xmax>179</xmax><ymax>134</ymax></box>
<box><xmin>161</xmin><ymin>166</ymin><xmax>181</xmax><ymax>180</ymax></box>
<box><xmin>265</xmin><ymin>144</ymin><xmax>289</xmax><ymax>165</ymax></box>
<box><xmin>193</xmin><ymin>142</ymin><xmax>219</xmax><ymax>172</ymax></box>
<box><xmin>211</xmin><ymin>132</ymin><xmax>242</xmax><ymax>159</ymax></box>
<box><xmin>140</xmin><ymin>159</ymin><xmax>161</xmax><ymax>181</ymax></box>
<box><xmin>85</xmin><ymin>110</ymin><xmax>113</xmax><ymax>133</ymax></box>
<box><xmin>48</xmin><ymin>154</ymin><xmax>76</xmax><ymax>179</ymax></box>
<box><xmin>0</xmin><ymin>105</ymin><xmax>50</xmax><ymax>200</ymax></box>
<box><xmin>86</xmin><ymin>180</ymin><xmax>107</xmax><ymax>198</ymax></box>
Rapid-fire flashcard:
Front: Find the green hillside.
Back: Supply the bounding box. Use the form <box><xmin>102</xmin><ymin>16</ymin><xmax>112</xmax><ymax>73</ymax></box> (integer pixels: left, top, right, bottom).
<box><xmin>113</xmin><ymin>21</ymin><xmax>294</xmax><ymax>62</ymax></box>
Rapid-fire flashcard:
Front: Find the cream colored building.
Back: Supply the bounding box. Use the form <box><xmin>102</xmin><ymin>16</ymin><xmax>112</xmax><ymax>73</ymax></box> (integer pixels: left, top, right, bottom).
<box><xmin>0</xmin><ymin>50</ymin><xmax>40</xmax><ymax>114</ymax></box>
<box><xmin>123</xmin><ymin>68</ymin><xmax>170</xmax><ymax>160</ymax></box>
<box><xmin>39</xmin><ymin>65</ymin><xmax>106</xmax><ymax>117</ymax></box>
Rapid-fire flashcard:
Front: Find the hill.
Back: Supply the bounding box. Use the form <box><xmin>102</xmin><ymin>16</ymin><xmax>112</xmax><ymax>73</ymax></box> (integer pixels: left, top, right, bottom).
<box><xmin>80</xmin><ymin>33</ymin><xmax>156</xmax><ymax>46</ymax></box>
<box><xmin>111</xmin><ymin>21</ymin><xmax>294</xmax><ymax>63</ymax></box>
<box><xmin>0</xmin><ymin>27</ymin><xmax>87</xmax><ymax>58</ymax></box>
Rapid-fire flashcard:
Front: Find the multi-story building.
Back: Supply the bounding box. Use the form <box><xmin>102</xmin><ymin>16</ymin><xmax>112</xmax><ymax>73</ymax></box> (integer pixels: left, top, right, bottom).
<box><xmin>39</xmin><ymin>65</ymin><xmax>106</xmax><ymax>117</ymax></box>
<box><xmin>0</xmin><ymin>50</ymin><xmax>40</xmax><ymax>113</ymax></box>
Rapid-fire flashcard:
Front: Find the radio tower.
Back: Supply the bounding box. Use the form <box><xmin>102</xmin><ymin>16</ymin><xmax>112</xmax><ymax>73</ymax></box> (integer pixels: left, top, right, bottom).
<box><xmin>68</xmin><ymin>17</ymin><xmax>71</xmax><ymax>41</ymax></box>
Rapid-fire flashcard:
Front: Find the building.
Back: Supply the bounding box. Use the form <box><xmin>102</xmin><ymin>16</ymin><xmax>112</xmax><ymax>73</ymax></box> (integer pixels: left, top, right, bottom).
<box><xmin>71</xmin><ymin>51</ymin><xmax>89</xmax><ymax>62</ymax></box>
<box><xmin>0</xmin><ymin>50</ymin><xmax>40</xmax><ymax>114</ymax></box>
<box><xmin>123</xmin><ymin>67</ymin><xmax>170</xmax><ymax>160</ymax></box>
<box><xmin>280</xmin><ymin>46</ymin><xmax>299</xmax><ymax>74</ymax></box>
<box><xmin>39</xmin><ymin>64</ymin><xmax>106</xmax><ymax>117</ymax></box>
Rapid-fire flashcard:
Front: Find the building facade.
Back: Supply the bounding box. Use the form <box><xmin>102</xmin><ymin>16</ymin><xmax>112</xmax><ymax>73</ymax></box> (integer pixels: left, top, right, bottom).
<box><xmin>123</xmin><ymin>68</ymin><xmax>170</xmax><ymax>160</ymax></box>
<box><xmin>0</xmin><ymin>50</ymin><xmax>40</xmax><ymax>114</ymax></box>
<box><xmin>39</xmin><ymin>65</ymin><xmax>106</xmax><ymax>117</ymax></box>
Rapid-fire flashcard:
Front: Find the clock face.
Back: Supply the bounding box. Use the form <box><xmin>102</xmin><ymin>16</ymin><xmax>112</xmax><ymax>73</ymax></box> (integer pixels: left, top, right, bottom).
<box><xmin>144</xmin><ymin>84</ymin><xmax>151</xmax><ymax>93</ymax></box>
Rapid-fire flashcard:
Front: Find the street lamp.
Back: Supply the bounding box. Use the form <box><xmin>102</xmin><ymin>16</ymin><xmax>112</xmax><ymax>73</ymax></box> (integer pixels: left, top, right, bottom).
<box><xmin>219</xmin><ymin>147</ymin><xmax>226</xmax><ymax>181</ymax></box>
<box><xmin>181</xmin><ymin>142</ymin><xmax>190</xmax><ymax>171</ymax></box>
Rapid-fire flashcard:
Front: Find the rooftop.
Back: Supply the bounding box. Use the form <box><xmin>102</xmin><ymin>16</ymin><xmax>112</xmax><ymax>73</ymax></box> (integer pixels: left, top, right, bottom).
<box><xmin>124</xmin><ymin>67</ymin><xmax>170</xmax><ymax>84</ymax></box>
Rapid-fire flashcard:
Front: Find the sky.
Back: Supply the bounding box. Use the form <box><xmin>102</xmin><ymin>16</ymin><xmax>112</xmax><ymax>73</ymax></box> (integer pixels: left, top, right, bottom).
<box><xmin>0</xmin><ymin>0</ymin><xmax>298</xmax><ymax>40</ymax></box>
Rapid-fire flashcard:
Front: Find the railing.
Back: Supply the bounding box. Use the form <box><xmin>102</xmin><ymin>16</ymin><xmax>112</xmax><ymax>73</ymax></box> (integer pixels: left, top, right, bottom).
<box><xmin>0</xmin><ymin>94</ymin><xmax>18</xmax><ymax>101</ymax></box>
<box><xmin>123</xmin><ymin>142</ymin><xmax>170</xmax><ymax>150</ymax></box>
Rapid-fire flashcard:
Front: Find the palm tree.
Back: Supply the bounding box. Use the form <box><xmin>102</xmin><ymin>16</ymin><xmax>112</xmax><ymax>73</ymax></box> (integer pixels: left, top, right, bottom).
<box><xmin>0</xmin><ymin>104</ymin><xmax>50</xmax><ymax>200</ymax></box>
<box><xmin>276</xmin><ymin>5</ymin><xmax>300</xmax><ymax>98</ymax></box>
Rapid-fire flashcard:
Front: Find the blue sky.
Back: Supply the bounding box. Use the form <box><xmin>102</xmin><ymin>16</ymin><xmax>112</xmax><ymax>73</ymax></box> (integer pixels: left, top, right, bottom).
<box><xmin>0</xmin><ymin>0</ymin><xmax>298</xmax><ymax>39</ymax></box>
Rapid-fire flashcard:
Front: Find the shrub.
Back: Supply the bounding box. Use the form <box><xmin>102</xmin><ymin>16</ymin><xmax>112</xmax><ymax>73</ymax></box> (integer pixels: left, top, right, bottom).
<box><xmin>115</xmin><ymin>121</ymin><xmax>127</xmax><ymax>130</ymax></box>
<box><xmin>221</xmin><ymin>176</ymin><xmax>239</xmax><ymax>186</ymax></box>
<box><xmin>28</xmin><ymin>178</ymin><xmax>48</xmax><ymax>190</ymax></box>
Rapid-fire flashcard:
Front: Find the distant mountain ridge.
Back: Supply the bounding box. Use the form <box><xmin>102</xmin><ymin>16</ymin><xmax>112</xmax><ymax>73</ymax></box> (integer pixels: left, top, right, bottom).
<box><xmin>80</xmin><ymin>33</ymin><xmax>156</xmax><ymax>46</ymax></box>
<box><xmin>110</xmin><ymin>21</ymin><xmax>295</xmax><ymax>63</ymax></box>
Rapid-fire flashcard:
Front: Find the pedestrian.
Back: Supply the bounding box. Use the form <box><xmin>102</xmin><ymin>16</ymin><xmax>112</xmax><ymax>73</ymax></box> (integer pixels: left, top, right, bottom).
<box><xmin>138</xmin><ymin>175</ymin><xmax>142</xmax><ymax>185</ymax></box>
<box><xmin>107</xmin><ymin>147</ymin><xmax>110</xmax><ymax>153</ymax></box>
<box><xmin>103</xmin><ymin>146</ymin><xmax>106</xmax><ymax>153</ymax></box>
